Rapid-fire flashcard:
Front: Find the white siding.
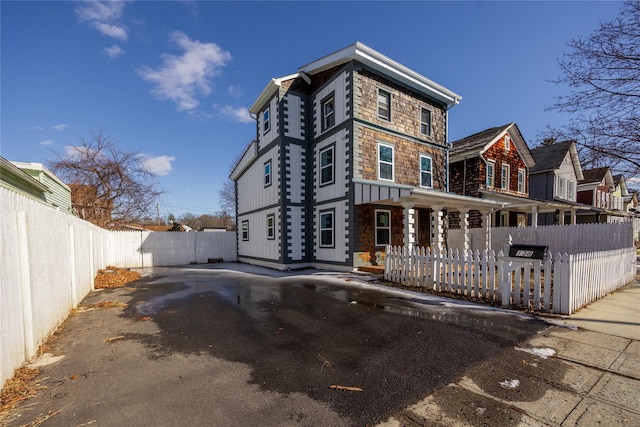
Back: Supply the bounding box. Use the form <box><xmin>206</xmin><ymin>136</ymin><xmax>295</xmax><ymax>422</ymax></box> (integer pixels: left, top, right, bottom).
<box><xmin>287</xmin><ymin>144</ymin><xmax>305</xmax><ymax>204</ymax></box>
<box><xmin>237</xmin><ymin>144</ymin><xmax>280</xmax><ymax>214</ymax></box>
<box><xmin>284</xmin><ymin>93</ymin><xmax>304</xmax><ymax>140</ymax></box>
<box><xmin>555</xmin><ymin>152</ymin><xmax>578</xmax><ymax>201</ymax></box>
<box><xmin>258</xmin><ymin>96</ymin><xmax>278</xmax><ymax>151</ymax></box>
<box><xmin>313</xmin><ymin>71</ymin><xmax>349</xmax><ymax>137</ymax></box>
<box><xmin>315</xmin><ymin>129</ymin><xmax>349</xmax><ymax>202</ymax></box>
<box><xmin>237</xmin><ymin>208</ymin><xmax>280</xmax><ymax>260</ymax></box>
<box><xmin>314</xmin><ymin>200</ymin><xmax>348</xmax><ymax>263</ymax></box>
<box><xmin>287</xmin><ymin>206</ymin><xmax>304</xmax><ymax>261</ymax></box>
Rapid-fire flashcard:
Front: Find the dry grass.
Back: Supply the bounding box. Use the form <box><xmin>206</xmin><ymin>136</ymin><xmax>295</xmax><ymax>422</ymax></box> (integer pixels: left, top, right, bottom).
<box><xmin>0</xmin><ymin>367</ymin><xmax>43</xmax><ymax>417</ymax></box>
<box><xmin>94</xmin><ymin>266</ymin><xmax>141</xmax><ymax>289</ymax></box>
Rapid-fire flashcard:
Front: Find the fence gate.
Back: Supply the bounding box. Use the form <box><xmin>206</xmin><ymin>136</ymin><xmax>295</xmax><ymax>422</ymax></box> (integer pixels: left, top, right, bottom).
<box><xmin>498</xmin><ymin>255</ymin><xmax>554</xmax><ymax>312</ymax></box>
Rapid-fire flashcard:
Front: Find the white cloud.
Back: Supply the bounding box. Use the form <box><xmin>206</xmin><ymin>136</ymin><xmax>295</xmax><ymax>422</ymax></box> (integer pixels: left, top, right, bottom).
<box><xmin>103</xmin><ymin>44</ymin><xmax>125</xmax><ymax>58</ymax></box>
<box><xmin>75</xmin><ymin>1</ymin><xmax>128</xmax><ymax>41</ymax></box>
<box><xmin>140</xmin><ymin>155</ymin><xmax>175</xmax><ymax>176</ymax></box>
<box><xmin>220</xmin><ymin>105</ymin><xmax>253</xmax><ymax>123</ymax></box>
<box><xmin>39</xmin><ymin>140</ymin><xmax>54</xmax><ymax>146</ymax></box>
<box><xmin>227</xmin><ymin>85</ymin><xmax>243</xmax><ymax>98</ymax></box>
<box><xmin>137</xmin><ymin>31</ymin><xmax>232</xmax><ymax>111</ymax></box>
<box><xmin>52</xmin><ymin>124</ymin><xmax>69</xmax><ymax>132</ymax></box>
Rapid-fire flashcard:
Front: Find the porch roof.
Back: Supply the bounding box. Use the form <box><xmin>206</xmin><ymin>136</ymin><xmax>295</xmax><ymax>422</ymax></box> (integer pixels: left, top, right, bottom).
<box><xmin>477</xmin><ymin>189</ymin><xmax>591</xmax><ymax>214</ymax></box>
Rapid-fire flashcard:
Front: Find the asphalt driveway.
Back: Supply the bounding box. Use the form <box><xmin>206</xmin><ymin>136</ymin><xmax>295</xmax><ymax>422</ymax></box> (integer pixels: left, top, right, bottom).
<box><xmin>5</xmin><ymin>264</ymin><xmax>547</xmax><ymax>426</ymax></box>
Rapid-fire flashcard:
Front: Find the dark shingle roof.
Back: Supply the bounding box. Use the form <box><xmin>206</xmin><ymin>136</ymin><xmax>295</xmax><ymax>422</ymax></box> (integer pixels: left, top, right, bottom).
<box><xmin>580</xmin><ymin>167</ymin><xmax>610</xmax><ymax>184</ymax></box>
<box><xmin>450</xmin><ymin>124</ymin><xmax>512</xmax><ymax>155</ymax></box>
<box><xmin>529</xmin><ymin>141</ymin><xmax>572</xmax><ymax>173</ymax></box>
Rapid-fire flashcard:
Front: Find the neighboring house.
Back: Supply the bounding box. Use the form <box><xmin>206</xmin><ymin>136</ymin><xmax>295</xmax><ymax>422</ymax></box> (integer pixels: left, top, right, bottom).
<box><xmin>612</xmin><ymin>174</ymin><xmax>629</xmax><ymax>212</ymax></box>
<box><xmin>529</xmin><ymin>141</ymin><xmax>588</xmax><ymax>225</ymax></box>
<box><xmin>230</xmin><ymin>42</ymin><xmax>503</xmax><ymax>271</ymax></box>
<box><xmin>0</xmin><ymin>157</ymin><xmax>73</xmax><ymax>214</ymax></box>
<box><xmin>576</xmin><ymin>167</ymin><xmax>629</xmax><ymax>223</ymax></box>
<box><xmin>199</xmin><ymin>226</ymin><xmax>227</xmax><ymax>232</ymax></box>
<box><xmin>449</xmin><ymin>123</ymin><xmax>537</xmax><ymax>228</ymax></box>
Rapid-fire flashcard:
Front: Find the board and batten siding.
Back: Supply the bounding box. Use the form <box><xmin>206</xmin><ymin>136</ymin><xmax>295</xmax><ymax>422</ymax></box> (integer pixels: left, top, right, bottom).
<box><xmin>286</xmin><ymin>144</ymin><xmax>305</xmax><ymax>204</ymax></box>
<box><xmin>283</xmin><ymin>93</ymin><xmax>305</xmax><ymax>140</ymax></box>
<box><xmin>236</xmin><ymin>144</ymin><xmax>280</xmax><ymax>214</ymax></box>
<box><xmin>287</xmin><ymin>205</ymin><xmax>305</xmax><ymax>261</ymax></box>
<box><xmin>313</xmin><ymin>200</ymin><xmax>348</xmax><ymax>263</ymax></box>
<box><xmin>257</xmin><ymin>96</ymin><xmax>279</xmax><ymax>151</ymax></box>
<box><xmin>237</xmin><ymin>207</ymin><xmax>280</xmax><ymax>260</ymax></box>
<box><xmin>312</xmin><ymin>71</ymin><xmax>350</xmax><ymax>138</ymax></box>
<box><xmin>314</xmin><ymin>128</ymin><xmax>349</xmax><ymax>203</ymax></box>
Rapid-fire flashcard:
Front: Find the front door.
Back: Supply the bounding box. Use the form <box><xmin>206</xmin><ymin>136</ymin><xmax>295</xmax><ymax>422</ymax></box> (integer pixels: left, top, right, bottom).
<box><xmin>417</xmin><ymin>209</ymin><xmax>431</xmax><ymax>248</ymax></box>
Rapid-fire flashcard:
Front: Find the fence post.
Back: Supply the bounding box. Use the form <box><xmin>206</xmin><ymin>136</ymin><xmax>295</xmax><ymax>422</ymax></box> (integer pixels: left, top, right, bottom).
<box><xmin>69</xmin><ymin>224</ymin><xmax>78</xmax><ymax>308</ymax></box>
<box><xmin>498</xmin><ymin>250</ymin><xmax>510</xmax><ymax>307</ymax></box>
<box><xmin>16</xmin><ymin>211</ymin><xmax>35</xmax><ymax>359</ymax></box>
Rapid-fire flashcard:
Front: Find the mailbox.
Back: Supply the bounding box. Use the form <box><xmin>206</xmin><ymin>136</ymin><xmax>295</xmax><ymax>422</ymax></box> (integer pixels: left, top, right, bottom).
<box><xmin>508</xmin><ymin>244</ymin><xmax>548</xmax><ymax>260</ymax></box>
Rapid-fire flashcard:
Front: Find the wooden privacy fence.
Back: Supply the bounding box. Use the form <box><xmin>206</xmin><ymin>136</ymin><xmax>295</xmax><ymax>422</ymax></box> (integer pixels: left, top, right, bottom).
<box><xmin>384</xmin><ymin>245</ymin><xmax>636</xmax><ymax>315</ymax></box>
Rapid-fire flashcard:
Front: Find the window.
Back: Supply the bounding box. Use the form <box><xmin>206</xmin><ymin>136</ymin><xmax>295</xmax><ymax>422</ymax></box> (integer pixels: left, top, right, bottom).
<box><xmin>568</xmin><ymin>180</ymin><xmax>575</xmax><ymax>201</ymax></box>
<box><xmin>321</xmin><ymin>95</ymin><xmax>335</xmax><ymax>131</ymax></box>
<box><xmin>499</xmin><ymin>212</ymin><xmax>508</xmax><ymax>227</ymax></box>
<box><xmin>377</xmin><ymin>88</ymin><xmax>391</xmax><ymax>121</ymax></box>
<box><xmin>517</xmin><ymin>169</ymin><xmax>525</xmax><ymax>193</ymax></box>
<box><xmin>557</xmin><ymin>176</ymin><xmax>566</xmax><ymax>199</ymax></box>
<box><xmin>319</xmin><ymin>146</ymin><xmax>334</xmax><ymax>186</ymax></box>
<box><xmin>420</xmin><ymin>108</ymin><xmax>431</xmax><ymax>136</ymax></box>
<box><xmin>264</xmin><ymin>160</ymin><xmax>272</xmax><ymax>187</ymax></box>
<box><xmin>378</xmin><ymin>143</ymin><xmax>394</xmax><ymax>181</ymax></box>
<box><xmin>319</xmin><ymin>210</ymin><xmax>334</xmax><ymax>247</ymax></box>
<box><xmin>263</xmin><ymin>107</ymin><xmax>270</xmax><ymax>134</ymax></box>
<box><xmin>501</xmin><ymin>164</ymin><xmax>510</xmax><ymax>190</ymax></box>
<box><xmin>486</xmin><ymin>161</ymin><xmax>495</xmax><ymax>188</ymax></box>
<box><xmin>419</xmin><ymin>155</ymin><xmax>432</xmax><ymax>188</ymax></box>
<box><xmin>267</xmin><ymin>215</ymin><xmax>275</xmax><ymax>240</ymax></box>
<box><xmin>241</xmin><ymin>220</ymin><xmax>249</xmax><ymax>241</ymax></box>
<box><xmin>375</xmin><ymin>210</ymin><xmax>391</xmax><ymax>246</ymax></box>
<box><xmin>504</xmin><ymin>134</ymin><xmax>511</xmax><ymax>151</ymax></box>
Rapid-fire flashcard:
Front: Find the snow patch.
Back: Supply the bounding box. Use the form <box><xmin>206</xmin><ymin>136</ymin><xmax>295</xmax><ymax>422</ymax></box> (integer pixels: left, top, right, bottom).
<box><xmin>499</xmin><ymin>379</ymin><xmax>520</xmax><ymax>389</ymax></box>
<box><xmin>515</xmin><ymin>346</ymin><xmax>556</xmax><ymax>359</ymax></box>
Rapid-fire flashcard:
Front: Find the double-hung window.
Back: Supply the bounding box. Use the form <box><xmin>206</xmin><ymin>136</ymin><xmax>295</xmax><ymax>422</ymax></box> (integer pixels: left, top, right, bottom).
<box><xmin>557</xmin><ymin>176</ymin><xmax>566</xmax><ymax>199</ymax></box>
<box><xmin>419</xmin><ymin>155</ymin><xmax>433</xmax><ymax>188</ymax></box>
<box><xmin>501</xmin><ymin>164</ymin><xmax>510</xmax><ymax>190</ymax></box>
<box><xmin>319</xmin><ymin>210</ymin><xmax>334</xmax><ymax>247</ymax></box>
<box><xmin>321</xmin><ymin>95</ymin><xmax>335</xmax><ymax>131</ymax></box>
<box><xmin>263</xmin><ymin>107</ymin><xmax>270</xmax><ymax>134</ymax></box>
<box><xmin>378</xmin><ymin>143</ymin><xmax>394</xmax><ymax>181</ymax></box>
<box><xmin>319</xmin><ymin>146</ymin><xmax>334</xmax><ymax>186</ymax></box>
<box><xmin>517</xmin><ymin>169</ymin><xmax>525</xmax><ymax>193</ymax></box>
<box><xmin>241</xmin><ymin>220</ymin><xmax>249</xmax><ymax>241</ymax></box>
<box><xmin>420</xmin><ymin>108</ymin><xmax>431</xmax><ymax>136</ymax></box>
<box><xmin>375</xmin><ymin>210</ymin><xmax>391</xmax><ymax>246</ymax></box>
<box><xmin>568</xmin><ymin>180</ymin><xmax>575</xmax><ymax>201</ymax></box>
<box><xmin>267</xmin><ymin>215</ymin><xmax>275</xmax><ymax>240</ymax></box>
<box><xmin>377</xmin><ymin>88</ymin><xmax>391</xmax><ymax>121</ymax></box>
<box><xmin>264</xmin><ymin>160</ymin><xmax>272</xmax><ymax>187</ymax></box>
<box><xmin>486</xmin><ymin>161</ymin><xmax>495</xmax><ymax>188</ymax></box>
<box><xmin>504</xmin><ymin>134</ymin><xmax>511</xmax><ymax>152</ymax></box>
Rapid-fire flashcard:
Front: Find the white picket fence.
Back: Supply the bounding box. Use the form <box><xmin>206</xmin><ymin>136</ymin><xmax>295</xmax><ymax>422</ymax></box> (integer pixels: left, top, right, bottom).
<box><xmin>447</xmin><ymin>222</ymin><xmax>633</xmax><ymax>254</ymax></box>
<box><xmin>0</xmin><ymin>188</ymin><xmax>237</xmax><ymax>390</ymax></box>
<box><xmin>384</xmin><ymin>245</ymin><xmax>636</xmax><ymax>315</ymax></box>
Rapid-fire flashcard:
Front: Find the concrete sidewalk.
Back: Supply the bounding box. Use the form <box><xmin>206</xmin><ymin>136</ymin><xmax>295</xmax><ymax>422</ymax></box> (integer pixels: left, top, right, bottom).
<box><xmin>379</xmin><ymin>280</ymin><xmax>640</xmax><ymax>426</ymax></box>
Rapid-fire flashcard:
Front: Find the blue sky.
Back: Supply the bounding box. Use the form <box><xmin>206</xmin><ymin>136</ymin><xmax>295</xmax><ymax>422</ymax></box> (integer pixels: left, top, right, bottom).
<box><xmin>1</xmin><ymin>1</ymin><xmax>623</xmax><ymax>219</ymax></box>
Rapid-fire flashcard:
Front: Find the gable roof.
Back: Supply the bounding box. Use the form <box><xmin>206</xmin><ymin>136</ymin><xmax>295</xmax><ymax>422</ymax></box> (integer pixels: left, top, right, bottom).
<box><xmin>250</xmin><ymin>41</ymin><xmax>462</xmax><ymax>114</ymax></box>
<box><xmin>580</xmin><ymin>167</ymin><xmax>610</xmax><ymax>184</ymax></box>
<box><xmin>529</xmin><ymin>140</ymin><xmax>584</xmax><ymax>180</ymax></box>
<box><xmin>449</xmin><ymin>123</ymin><xmax>535</xmax><ymax>167</ymax></box>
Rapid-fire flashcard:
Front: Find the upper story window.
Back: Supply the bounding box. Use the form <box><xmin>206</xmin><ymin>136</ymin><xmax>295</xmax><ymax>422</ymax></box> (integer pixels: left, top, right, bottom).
<box><xmin>321</xmin><ymin>95</ymin><xmax>335</xmax><ymax>131</ymax></box>
<box><xmin>263</xmin><ymin>107</ymin><xmax>270</xmax><ymax>134</ymax></box>
<box><xmin>267</xmin><ymin>214</ymin><xmax>275</xmax><ymax>240</ymax></box>
<box><xmin>375</xmin><ymin>209</ymin><xmax>391</xmax><ymax>246</ymax></box>
<box><xmin>557</xmin><ymin>176</ymin><xmax>566</xmax><ymax>199</ymax></box>
<box><xmin>264</xmin><ymin>160</ymin><xmax>272</xmax><ymax>187</ymax></box>
<box><xmin>319</xmin><ymin>146</ymin><xmax>334</xmax><ymax>186</ymax></box>
<box><xmin>504</xmin><ymin>134</ymin><xmax>511</xmax><ymax>151</ymax></box>
<box><xmin>501</xmin><ymin>164</ymin><xmax>510</xmax><ymax>190</ymax></box>
<box><xmin>486</xmin><ymin>160</ymin><xmax>495</xmax><ymax>188</ymax></box>
<box><xmin>241</xmin><ymin>220</ymin><xmax>249</xmax><ymax>241</ymax></box>
<box><xmin>419</xmin><ymin>155</ymin><xmax>432</xmax><ymax>188</ymax></box>
<box><xmin>319</xmin><ymin>210</ymin><xmax>334</xmax><ymax>248</ymax></box>
<box><xmin>517</xmin><ymin>169</ymin><xmax>525</xmax><ymax>193</ymax></box>
<box><xmin>378</xmin><ymin>143</ymin><xmax>394</xmax><ymax>181</ymax></box>
<box><xmin>420</xmin><ymin>108</ymin><xmax>431</xmax><ymax>136</ymax></box>
<box><xmin>567</xmin><ymin>180</ymin><xmax>575</xmax><ymax>201</ymax></box>
<box><xmin>377</xmin><ymin>88</ymin><xmax>391</xmax><ymax>121</ymax></box>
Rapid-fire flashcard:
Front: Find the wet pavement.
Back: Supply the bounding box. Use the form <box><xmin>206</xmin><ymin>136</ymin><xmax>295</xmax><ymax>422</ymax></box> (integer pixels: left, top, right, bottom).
<box><xmin>3</xmin><ymin>264</ymin><xmax>547</xmax><ymax>426</ymax></box>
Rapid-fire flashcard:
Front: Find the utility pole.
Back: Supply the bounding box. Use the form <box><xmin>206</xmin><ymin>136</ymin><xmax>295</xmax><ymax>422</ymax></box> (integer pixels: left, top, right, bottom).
<box><xmin>156</xmin><ymin>201</ymin><xmax>160</xmax><ymax>225</ymax></box>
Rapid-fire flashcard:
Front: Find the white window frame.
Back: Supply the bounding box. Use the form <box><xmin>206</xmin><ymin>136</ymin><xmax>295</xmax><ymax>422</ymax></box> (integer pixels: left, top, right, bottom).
<box><xmin>264</xmin><ymin>160</ymin><xmax>272</xmax><ymax>187</ymax></box>
<box><xmin>517</xmin><ymin>169</ymin><xmax>525</xmax><ymax>193</ymax></box>
<box><xmin>263</xmin><ymin>107</ymin><xmax>270</xmax><ymax>134</ymax></box>
<box><xmin>375</xmin><ymin>209</ymin><xmax>391</xmax><ymax>246</ymax></box>
<box><xmin>557</xmin><ymin>176</ymin><xmax>566</xmax><ymax>199</ymax></box>
<box><xmin>241</xmin><ymin>220</ymin><xmax>249</xmax><ymax>241</ymax></box>
<box><xmin>419</xmin><ymin>155</ymin><xmax>433</xmax><ymax>188</ymax></box>
<box><xmin>377</xmin><ymin>88</ymin><xmax>391</xmax><ymax>121</ymax></box>
<box><xmin>501</xmin><ymin>164</ymin><xmax>510</xmax><ymax>190</ymax></box>
<box><xmin>319</xmin><ymin>210</ymin><xmax>334</xmax><ymax>248</ymax></box>
<box><xmin>319</xmin><ymin>145</ymin><xmax>334</xmax><ymax>186</ymax></box>
<box><xmin>568</xmin><ymin>180</ymin><xmax>575</xmax><ymax>201</ymax></box>
<box><xmin>321</xmin><ymin>95</ymin><xmax>335</xmax><ymax>131</ymax></box>
<box><xmin>504</xmin><ymin>134</ymin><xmax>511</xmax><ymax>152</ymax></box>
<box><xmin>378</xmin><ymin>143</ymin><xmax>394</xmax><ymax>181</ymax></box>
<box><xmin>267</xmin><ymin>214</ymin><xmax>275</xmax><ymax>240</ymax></box>
<box><xmin>486</xmin><ymin>160</ymin><xmax>495</xmax><ymax>188</ymax></box>
<box><xmin>420</xmin><ymin>107</ymin><xmax>431</xmax><ymax>136</ymax></box>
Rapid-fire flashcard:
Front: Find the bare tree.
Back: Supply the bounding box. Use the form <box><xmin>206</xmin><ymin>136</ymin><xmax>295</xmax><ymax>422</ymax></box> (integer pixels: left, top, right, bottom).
<box><xmin>49</xmin><ymin>128</ymin><xmax>164</xmax><ymax>228</ymax></box>
<box><xmin>218</xmin><ymin>147</ymin><xmax>246</xmax><ymax>218</ymax></box>
<box><xmin>543</xmin><ymin>0</ymin><xmax>640</xmax><ymax>175</ymax></box>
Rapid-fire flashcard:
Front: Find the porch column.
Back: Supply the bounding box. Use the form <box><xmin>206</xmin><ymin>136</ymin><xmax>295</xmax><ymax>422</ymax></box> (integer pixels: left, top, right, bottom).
<box><xmin>480</xmin><ymin>209</ymin><xmax>492</xmax><ymax>251</ymax></box>
<box><xmin>431</xmin><ymin>206</ymin><xmax>444</xmax><ymax>252</ymax></box>
<box><xmin>401</xmin><ymin>202</ymin><xmax>416</xmax><ymax>250</ymax></box>
<box><xmin>570</xmin><ymin>209</ymin><xmax>577</xmax><ymax>225</ymax></box>
<box><xmin>531</xmin><ymin>205</ymin><xmax>538</xmax><ymax>227</ymax></box>
<box><xmin>559</xmin><ymin>209</ymin><xmax>565</xmax><ymax>225</ymax></box>
<box><xmin>461</xmin><ymin>209</ymin><xmax>470</xmax><ymax>251</ymax></box>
